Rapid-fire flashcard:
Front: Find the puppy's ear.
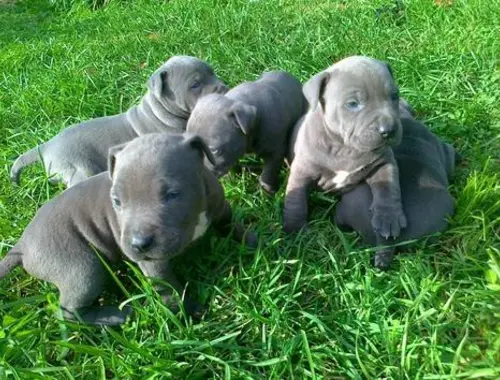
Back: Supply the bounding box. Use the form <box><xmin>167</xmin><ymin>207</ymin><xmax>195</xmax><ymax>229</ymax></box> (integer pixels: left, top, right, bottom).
<box><xmin>108</xmin><ymin>143</ymin><xmax>128</xmax><ymax>179</ymax></box>
<box><xmin>230</xmin><ymin>102</ymin><xmax>257</xmax><ymax>135</ymax></box>
<box><xmin>147</xmin><ymin>69</ymin><xmax>173</xmax><ymax>99</ymax></box>
<box><xmin>303</xmin><ymin>71</ymin><xmax>329</xmax><ymax>111</ymax></box>
<box><xmin>184</xmin><ymin>134</ymin><xmax>216</xmax><ymax>166</ymax></box>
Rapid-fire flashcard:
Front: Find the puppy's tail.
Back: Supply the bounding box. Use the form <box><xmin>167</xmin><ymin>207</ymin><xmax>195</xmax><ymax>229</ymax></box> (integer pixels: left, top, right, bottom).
<box><xmin>10</xmin><ymin>147</ymin><xmax>41</xmax><ymax>185</ymax></box>
<box><xmin>0</xmin><ymin>250</ymin><xmax>22</xmax><ymax>279</ymax></box>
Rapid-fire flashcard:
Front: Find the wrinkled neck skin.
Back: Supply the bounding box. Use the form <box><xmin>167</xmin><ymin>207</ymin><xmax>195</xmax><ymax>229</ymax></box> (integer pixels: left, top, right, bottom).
<box><xmin>303</xmin><ymin>108</ymin><xmax>387</xmax><ymax>171</ymax></box>
<box><xmin>126</xmin><ymin>91</ymin><xmax>189</xmax><ymax>135</ymax></box>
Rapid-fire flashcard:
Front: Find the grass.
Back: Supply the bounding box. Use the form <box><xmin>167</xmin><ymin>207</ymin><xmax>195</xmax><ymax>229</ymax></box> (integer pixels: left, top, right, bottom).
<box><xmin>0</xmin><ymin>0</ymin><xmax>499</xmax><ymax>378</ymax></box>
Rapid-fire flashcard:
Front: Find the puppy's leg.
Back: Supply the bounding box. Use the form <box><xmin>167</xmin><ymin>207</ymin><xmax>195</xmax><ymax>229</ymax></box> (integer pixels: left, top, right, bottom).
<box><xmin>365</xmin><ymin>152</ymin><xmax>407</xmax><ymax>239</ymax></box>
<box><xmin>58</xmin><ymin>264</ymin><xmax>130</xmax><ymax>326</ymax></box>
<box><xmin>335</xmin><ymin>184</ymin><xmax>396</xmax><ymax>270</ymax></box>
<box><xmin>283</xmin><ymin>162</ymin><xmax>313</xmax><ymax>233</ymax></box>
<box><xmin>259</xmin><ymin>151</ymin><xmax>285</xmax><ymax>194</ymax></box>
<box><xmin>138</xmin><ymin>260</ymin><xmax>204</xmax><ymax>318</ymax></box>
<box><xmin>212</xmin><ymin>200</ymin><xmax>258</xmax><ymax>248</ymax></box>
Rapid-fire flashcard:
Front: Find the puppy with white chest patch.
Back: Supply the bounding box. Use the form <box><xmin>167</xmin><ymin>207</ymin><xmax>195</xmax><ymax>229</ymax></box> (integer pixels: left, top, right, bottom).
<box><xmin>186</xmin><ymin>71</ymin><xmax>307</xmax><ymax>194</ymax></box>
<box><xmin>1</xmin><ymin>133</ymin><xmax>256</xmax><ymax>326</ymax></box>
<box><xmin>11</xmin><ymin>56</ymin><xmax>227</xmax><ymax>187</ymax></box>
<box><xmin>284</xmin><ymin>56</ymin><xmax>407</xmax><ymax>241</ymax></box>
<box><xmin>335</xmin><ymin>103</ymin><xmax>460</xmax><ymax>269</ymax></box>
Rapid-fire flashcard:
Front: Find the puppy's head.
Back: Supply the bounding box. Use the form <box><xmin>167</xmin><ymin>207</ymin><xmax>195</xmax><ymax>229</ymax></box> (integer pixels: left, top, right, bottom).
<box><xmin>304</xmin><ymin>56</ymin><xmax>402</xmax><ymax>152</ymax></box>
<box><xmin>147</xmin><ymin>55</ymin><xmax>228</xmax><ymax>116</ymax></box>
<box><xmin>108</xmin><ymin>133</ymin><xmax>216</xmax><ymax>262</ymax></box>
<box><xmin>186</xmin><ymin>93</ymin><xmax>257</xmax><ymax>177</ymax></box>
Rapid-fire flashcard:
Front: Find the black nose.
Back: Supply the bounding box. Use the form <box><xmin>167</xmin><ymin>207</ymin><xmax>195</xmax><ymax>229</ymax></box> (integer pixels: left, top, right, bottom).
<box><xmin>130</xmin><ymin>235</ymin><xmax>154</xmax><ymax>252</ymax></box>
<box><xmin>378</xmin><ymin>124</ymin><xmax>396</xmax><ymax>138</ymax></box>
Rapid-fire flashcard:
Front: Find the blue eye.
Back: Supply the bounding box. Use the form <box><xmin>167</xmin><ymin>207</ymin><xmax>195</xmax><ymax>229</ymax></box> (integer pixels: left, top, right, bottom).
<box><xmin>345</xmin><ymin>100</ymin><xmax>362</xmax><ymax>111</ymax></box>
<box><xmin>190</xmin><ymin>81</ymin><xmax>201</xmax><ymax>90</ymax></box>
<box><xmin>164</xmin><ymin>191</ymin><xmax>180</xmax><ymax>202</ymax></box>
<box><xmin>391</xmin><ymin>91</ymin><xmax>399</xmax><ymax>101</ymax></box>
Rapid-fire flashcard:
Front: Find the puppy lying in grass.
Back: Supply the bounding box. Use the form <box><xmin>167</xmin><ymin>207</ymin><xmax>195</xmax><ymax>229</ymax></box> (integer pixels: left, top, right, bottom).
<box><xmin>284</xmin><ymin>56</ymin><xmax>407</xmax><ymax>242</ymax></box>
<box><xmin>1</xmin><ymin>133</ymin><xmax>256</xmax><ymax>325</ymax></box>
<box><xmin>11</xmin><ymin>56</ymin><xmax>227</xmax><ymax>188</ymax></box>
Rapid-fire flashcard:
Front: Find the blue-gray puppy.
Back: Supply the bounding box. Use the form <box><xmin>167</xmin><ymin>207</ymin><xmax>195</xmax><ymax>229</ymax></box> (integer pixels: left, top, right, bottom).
<box><xmin>1</xmin><ymin>133</ymin><xmax>255</xmax><ymax>325</ymax></box>
<box><xmin>334</xmin><ymin>104</ymin><xmax>460</xmax><ymax>269</ymax></box>
<box><xmin>186</xmin><ymin>71</ymin><xmax>307</xmax><ymax>194</ymax></box>
<box><xmin>11</xmin><ymin>56</ymin><xmax>227</xmax><ymax>187</ymax></box>
<box><xmin>284</xmin><ymin>56</ymin><xmax>407</xmax><ymax>240</ymax></box>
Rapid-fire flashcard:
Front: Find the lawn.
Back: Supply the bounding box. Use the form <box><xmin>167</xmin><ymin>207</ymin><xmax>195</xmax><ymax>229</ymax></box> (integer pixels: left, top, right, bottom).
<box><xmin>0</xmin><ymin>0</ymin><xmax>499</xmax><ymax>378</ymax></box>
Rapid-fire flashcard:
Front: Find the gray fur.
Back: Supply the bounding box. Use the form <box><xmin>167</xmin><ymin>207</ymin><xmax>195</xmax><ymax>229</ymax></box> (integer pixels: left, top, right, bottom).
<box><xmin>1</xmin><ymin>133</ymin><xmax>255</xmax><ymax>325</ymax></box>
<box><xmin>186</xmin><ymin>71</ymin><xmax>307</xmax><ymax>194</ymax></box>
<box><xmin>284</xmin><ymin>56</ymin><xmax>407</xmax><ymax>239</ymax></box>
<box><xmin>334</xmin><ymin>112</ymin><xmax>459</xmax><ymax>269</ymax></box>
<box><xmin>11</xmin><ymin>56</ymin><xmax>227</xmax><ymax>187</ymax></box>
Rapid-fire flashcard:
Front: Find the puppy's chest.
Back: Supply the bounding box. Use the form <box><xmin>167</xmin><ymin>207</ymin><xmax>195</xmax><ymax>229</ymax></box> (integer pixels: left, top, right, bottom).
<box><xmin>317</xmin><ymin>165</ymin><xmax>369</xmax><ymax>192</ymax></box>
<box><xmin>191</xmin><ymin>211</ymin><xmax>211</xmax><ymax>241</ymax></box>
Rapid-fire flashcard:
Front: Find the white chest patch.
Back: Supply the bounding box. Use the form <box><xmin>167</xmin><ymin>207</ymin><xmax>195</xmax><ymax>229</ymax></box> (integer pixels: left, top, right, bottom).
<box><xmin>192</xmin><ymin>211</ymin><xmax>210</xmax><ymax>241</ymax></box>
<box><xmin>331</xmin><ymin>170</ymin><xmax>350</xmax><ymax>188</ymax></box>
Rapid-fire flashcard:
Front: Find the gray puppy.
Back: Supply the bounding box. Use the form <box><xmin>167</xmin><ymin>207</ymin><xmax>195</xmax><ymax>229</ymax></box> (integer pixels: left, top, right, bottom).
<box><xmin>186</xmin><ymin>71</ymin><xmax>307</xmax><ymax>194</ymax></box>
<box><xmin>284</xmin><ymin>56</ymin><xmax>407</xmax><ymax>240</ymax></box>
<box><xmin>11</xmin><ymin>56</ymin><xmax>227</xmax><ymax>187</ymax></box>
<box><xmin>334</xmin><ymin>108</ymin><xmax>459</xmax><ymax>269</ymax></box>
<box><xmin>0</xmin><ymin>133</ymin><xmax>255</xmax><ymax>326</ymax></box>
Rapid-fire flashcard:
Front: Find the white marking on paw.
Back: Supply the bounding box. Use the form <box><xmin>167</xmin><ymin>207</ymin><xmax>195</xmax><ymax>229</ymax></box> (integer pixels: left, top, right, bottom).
<box><xmin>192</xmin><ymin>211</ymin><xmax>210</xmax><ymax>241</ymax></box>
<box><xmin>332</xmin><ymin>170</ymin><xmax>350</xmax><ymax>187</ymax></box>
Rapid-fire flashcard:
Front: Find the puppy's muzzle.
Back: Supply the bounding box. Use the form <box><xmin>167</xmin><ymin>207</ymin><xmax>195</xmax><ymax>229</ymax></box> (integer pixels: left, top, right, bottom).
<box><xmin>378</xmin><ymin>123</ymin><xmax>397</xmax><ymax>139</ymax></box>
<box><xmin>130</xmin><ymin>234</ymin><xmax>155</xmax><ymax>252</ymax></box>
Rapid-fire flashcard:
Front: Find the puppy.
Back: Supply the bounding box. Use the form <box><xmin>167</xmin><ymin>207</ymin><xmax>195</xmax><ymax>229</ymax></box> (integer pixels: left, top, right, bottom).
<box><xmin>186</xmin><ymin>71</ymin><xmax>307</xmax><ymax>194</ymax></box>
<box><xmin>334</xmin><ymin>106</ymin><xmax>460</xmax><ymax>269</ymax></box>
<box><xmin>284</xmin><ymin>56</ymin><xmax>407</xmax><ymax>241</ymax></box>
<box><xmin>1</xmin><ymin>133</ymin><xmax>255</xmax><ymax>325</ymax></box>
<box><xmin>11</xmin><ymin>56</ymin><xmax>227</xmax><ymax>187</ymax></box>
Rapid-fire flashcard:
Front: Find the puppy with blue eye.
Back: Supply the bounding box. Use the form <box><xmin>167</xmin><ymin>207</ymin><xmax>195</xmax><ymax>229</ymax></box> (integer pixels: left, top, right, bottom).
<box><xmin>186</xmin><ymin>71</ymin><xmax>307</xmax><ymax>194</ymax></box>
<box><xmin>11</xmin><ymin>56</ymin><xmax>228</xmax><ymax>188</ymax></box>
<box><xmin>284</xmin><ymin>56</ymin><xmax>407</xmax><ymax>242</ymax></box>
<box><xmin>0</xmin><ymin>133</ymin><xmax>256</xmax><ymax>326</ymax></box>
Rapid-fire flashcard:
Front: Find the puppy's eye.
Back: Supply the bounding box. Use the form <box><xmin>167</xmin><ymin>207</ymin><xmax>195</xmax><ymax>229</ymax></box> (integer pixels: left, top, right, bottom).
<box><xmin>345</xmin><ymin>100</ymin><xmax>362</xmax><ymax>111</ymax></box>
<box><xmin>391</xmin><ymin>91</ymin><xmax>399</xmax><ymax>101</ymax></box>
<box><xmin>211</xmin><ymin>148</ymin><xmax>222</xmax><ymax>156</ymax></box>
<box><xmin>190</xmin><ymin>81</ymin><xmax>201</xmax><ymax>90</ymax></box>
<box><xmin>164</xmin><ymin>190</ymin><xmax>180</xmax><ymax>202</ymax></box>
<box><xmin>111</xmin><ymin>196</ymin><xmax>122</xmax><ymax>208</ymax></box>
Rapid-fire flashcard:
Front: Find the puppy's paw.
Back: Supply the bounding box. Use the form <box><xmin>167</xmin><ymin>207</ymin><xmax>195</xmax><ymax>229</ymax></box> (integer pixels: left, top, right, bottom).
<box><xmin>370</xmin><ymin>204</ymin><xmax>407</xmax><ymax>239</ymax></box>
<box><xmin>244</xmin><ymin>230</ymin><xmax>259</xmax><ymax>248</ymax></box>
<box><xmin>283</xmin><ymin>220</ymin><xmax>307</xmax><ymax>234</ymax></box>
<box><xmin>259</xmin><ymin>176</ymin><xmax>279</xmax><ymax>195</ymax></box>
<box><xmin>163</xmin><ymin>295</ymin><xmax>206</xmax><ymax>321</ymax></box>
<box><xmin>373</xmin><ymin>248</ymin><xmax>395</xmax><ymax>270</ymax></box>
<box><xmin>183</xmin><ymin>298</ymin><xmax>206</xmax><ymax>321</ymax></box>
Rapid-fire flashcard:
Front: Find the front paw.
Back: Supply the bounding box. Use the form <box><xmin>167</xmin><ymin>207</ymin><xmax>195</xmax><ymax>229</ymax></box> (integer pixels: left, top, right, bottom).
<box><xmin>283</xmin><ymin>218</ymin><xmax>307</xmax><ymax>234</ymax></box>
<box><xmin>259</xmin><ymin>175</ymin><xmax>279</xmax><ymax>195</ymax></box>
<box><xmin>373</xmin><ymin>248</ymin><xmax>395</xmax><ymax>270</ymax></box>
<box><xmin>370</xmin><ymin>203</ymin><xmax>407</xmax><ymax>239</ymax></box>
<box><xmin>162</xmin><ymin>294</ymin><xmax>205</xmax><ymax>320</ymax></box>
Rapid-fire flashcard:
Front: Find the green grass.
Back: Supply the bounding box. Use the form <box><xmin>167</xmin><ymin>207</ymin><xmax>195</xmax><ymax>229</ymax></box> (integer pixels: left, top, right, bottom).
<box><xmin>1</xmin><ymin>0</ymin><xmax>499</xmax><ymax>378</ymax></box>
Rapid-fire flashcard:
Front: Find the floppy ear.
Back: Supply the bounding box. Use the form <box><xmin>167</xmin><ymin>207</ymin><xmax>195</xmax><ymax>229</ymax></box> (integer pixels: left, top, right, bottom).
<box><xmin>107</xmin><ymin>143</ymin><xmax>128</xmax><ymax>179</ymax></box>
<box><xmin>230</xmin><ymin>102</ymin><xmax>257</xmax><ymax>135</ymax></box>
<box><xmin>184</xmin><ymin>134</ymin><xmax>216</xmax><ymax>167</ymax></box>
<box><xmin>303</xmin><ymin>71</ymin><xmax>329</xmax><ymax>111</ymax></box>
<box><xmin>147</xmin><ymin>70</ymin><xmax>169</xmax><ymax>99</ymax></box>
